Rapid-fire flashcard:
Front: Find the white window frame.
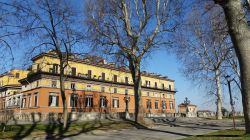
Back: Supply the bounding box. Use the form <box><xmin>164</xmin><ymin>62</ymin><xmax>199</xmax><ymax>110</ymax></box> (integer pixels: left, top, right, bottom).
<box><xmin>100</xmin><ymin>96</ymin><xmax>106</xmax><ymax>108</ymax></box>
<box><xmin>112</xmin><ymin>98</ymin><xmax>119</xmax><ymax>108</ymax></box>
<box><xmin>85</xmin><ymin>95</ymin><xmax>93</xmax><ymax>107</ymax></box>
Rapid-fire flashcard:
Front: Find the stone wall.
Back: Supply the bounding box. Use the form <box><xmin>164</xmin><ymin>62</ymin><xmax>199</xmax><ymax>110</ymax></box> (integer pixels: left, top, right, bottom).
<box><xmin>0</xmin><ymin>111</ymin><xmax>129</xmax><ymax>125</ymax></box>
<box><xmin>197</xmin><ymin>111</ymin><xmax>244</xmax><ymax>118</ymax></box>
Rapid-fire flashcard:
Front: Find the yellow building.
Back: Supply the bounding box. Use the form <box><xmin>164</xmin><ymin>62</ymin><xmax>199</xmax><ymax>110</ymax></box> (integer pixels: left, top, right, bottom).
<box><xmin>1</xmin><ymin>51</ymin><xmax>177</xmax><ymax>114</ymax></box>
<box><xmin>0</xmin><ymin>69</ymin><xmax>29</xmax><ymax>110</ymax></box>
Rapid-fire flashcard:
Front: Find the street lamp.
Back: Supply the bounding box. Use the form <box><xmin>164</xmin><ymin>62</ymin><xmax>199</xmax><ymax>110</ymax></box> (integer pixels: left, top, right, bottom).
<box><xmin>123</xmin><ymin>93</ymin><xmax>130</xmax><ymax>119</ymax></box>
<box><xmin>225</xmin><ymin>75</ymin><xmax>236</xmax><ymax>129</ymax></box>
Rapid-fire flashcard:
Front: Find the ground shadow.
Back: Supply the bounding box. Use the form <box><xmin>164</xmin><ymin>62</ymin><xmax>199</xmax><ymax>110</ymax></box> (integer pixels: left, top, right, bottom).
<box><xmin>124</xmin><ymin>119</ymin><xmax>193</xmax><ymax>137</ymax></box>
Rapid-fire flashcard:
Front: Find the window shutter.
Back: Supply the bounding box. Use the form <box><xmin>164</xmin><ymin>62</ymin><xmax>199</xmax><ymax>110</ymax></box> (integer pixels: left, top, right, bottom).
<box><xmin>49</xmin><ymin>95</ymin><xmax>52</xmax><ymax>106</ymax></box>
<box><xmin>85</xmin><ymin>98</ymin><xmax>88</xmax><ymax>107</ymax></box>
<box><xmin>104</xmin><ymin>98</ymin><xmax>107</xmax><ymax>107</ymax></box>
<box><xmin>91</xmin><ymin>98</ymin><xmax>93</xmax><ymax>107</ymax></box>
<box><xmin>117</xmin><ymin>99</ymin><xmax>119</xmax><ymax>108</ymax></box>
<box><xmin>56</xmin><ymin>96</ymin><xmax>59</xmax><ymax>106</ymax></box>
<box><xmin>112</xmin><ymin>99</ymin><xmax>114</xmax><ymax>108</ymax></box>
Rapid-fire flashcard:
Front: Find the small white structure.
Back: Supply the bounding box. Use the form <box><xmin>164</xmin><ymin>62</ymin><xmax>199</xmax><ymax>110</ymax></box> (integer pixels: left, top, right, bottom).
<box><xmin>178</xmin><ymin>97</ymin><xmax>197</xmax><ymax>117</ymax></box>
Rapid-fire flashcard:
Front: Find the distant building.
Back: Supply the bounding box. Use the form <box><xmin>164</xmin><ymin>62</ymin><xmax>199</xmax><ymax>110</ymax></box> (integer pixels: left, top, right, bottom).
<box><xmin>0</xmin><ymin>69</ymin><xmax>29</xmax><ymax>110</ymax></box>
<box><xmin>178</xmin><ymin>97</ymin><xmax>197</xmax><ymax>117</ymax></box>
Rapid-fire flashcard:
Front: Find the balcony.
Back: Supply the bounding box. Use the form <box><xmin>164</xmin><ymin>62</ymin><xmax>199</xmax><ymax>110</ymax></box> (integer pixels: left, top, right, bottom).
<box><xmin>26</xmin><ymin>69</ymin><xmax>176</xmax><ymax>92</ymax></box>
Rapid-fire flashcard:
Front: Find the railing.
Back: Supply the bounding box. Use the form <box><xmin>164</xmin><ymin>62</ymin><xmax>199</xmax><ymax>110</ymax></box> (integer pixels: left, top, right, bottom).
<box><xmin>28</xmin><ymin>70</ymin><xmax>176</xmax><ymax>91</ymax></box>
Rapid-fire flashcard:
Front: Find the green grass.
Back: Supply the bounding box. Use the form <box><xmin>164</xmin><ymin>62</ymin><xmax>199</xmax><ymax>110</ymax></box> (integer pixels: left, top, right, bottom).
<box><xmin>182</xmin><ymin>129</ymin><xmax>250</xmax><ymax>140</ymax></box>
<box><xmin>0</xmin><ymin>119</ymin><xmax>134</xmax><ymax>139</ymax></box>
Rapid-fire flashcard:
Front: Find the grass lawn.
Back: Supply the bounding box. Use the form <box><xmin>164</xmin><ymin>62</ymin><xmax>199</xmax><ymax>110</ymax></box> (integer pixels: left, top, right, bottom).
<box><xmin>0</xmin><ymin>119</ymin><xmax>134</xmax><ymax>139</ymax></box>
<box><xmin>182</xmin><ymin>129</ymin><xmax>250</xmax><ymax>140</ymax></box>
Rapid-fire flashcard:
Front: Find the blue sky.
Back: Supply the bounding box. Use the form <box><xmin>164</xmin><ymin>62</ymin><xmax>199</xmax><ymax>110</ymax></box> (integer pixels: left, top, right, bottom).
<box><xmin>1</xmin><ymin>0</ymin><xmax>243</xmax><ymax>113</ymax></box>
<box><xmin>142</xmin><ymin>49</ymin><xmax>243</xmax><ymax>112</ymax></box>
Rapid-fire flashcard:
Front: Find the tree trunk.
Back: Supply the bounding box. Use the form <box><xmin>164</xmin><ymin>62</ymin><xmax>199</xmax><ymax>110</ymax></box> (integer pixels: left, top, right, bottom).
<box><xmin>215</xmin><ymin>69</ymin><xmax>223</xmax><ymax>120</ymax></box>
<box><xmin>216</xmin><ymin>0</ymin><xmax>250</xmax><ymax>133</ymax></box>
<box><xmin>59</xmin><ymin>61</ymin><xmax>68</xmax><ymax>129</ymax></box>
<box><xmin>129</xmin><ymin>61</ymin><xmax>144</xmax><ymax>123</ymax></box>
<box><xmin>133</xmin><ymin>74</ymin><xmax>143</xmax><ymax>123</ymax></box>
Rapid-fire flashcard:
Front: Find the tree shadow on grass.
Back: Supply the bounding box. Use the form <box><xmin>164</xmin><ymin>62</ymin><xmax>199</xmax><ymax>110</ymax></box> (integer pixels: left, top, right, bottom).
<box><xmin>12</xmin><ymin>112</ymin><xmax>41</xmax><ymax>140</ymax></box>
<box><xmin>1</xmin><ymin>112</ymin><xmax>124</xmax><ymax>140</ymax></box>
<box><xmin>44</xmin><ymin>119</ymin><xmax>120</xmax><ymax>140</ymax></box>
<box><xmin>124</xmin><ymin>119</ymin><xmax>193</xmax><ymax>137</ymax></box>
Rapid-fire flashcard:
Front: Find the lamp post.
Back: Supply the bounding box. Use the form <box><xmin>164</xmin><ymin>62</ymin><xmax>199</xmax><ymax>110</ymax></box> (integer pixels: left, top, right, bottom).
<box><xmin>225</xmin><ymin>75</ymin><xmax>236</xmax><ymax>129</ymax></box>
<box><xmin>123</xmin><ymin>93</ymin><xmax>130</xmax><ymax>119</ymax></box>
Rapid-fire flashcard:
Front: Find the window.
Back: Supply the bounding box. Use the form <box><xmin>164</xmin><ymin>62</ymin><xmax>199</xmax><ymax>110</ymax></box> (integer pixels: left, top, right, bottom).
<box><xmin>162</xmin><ymin>84</ymin><xmax>165</xmax><ymax>89</ymax></box>
<box><xmin>113</xmin><ymin>88</ymin><xmax>117</xmax><ymax>93</ymax></box>
<box><xmin>125</xmin><ymin>89</ymin><xmax>128</xmax><ymax>95</ymax></box>
<box><xmin>101</xmin><ymin>86</ymin><xmax>105</xmax><ymax>92</ymax></box>
<box><xmin>70</xmin><ymin>94</ymin><xmax>78</xmax><ymax>107</ymax></box>
<box><xmin>125</xmin><ymin>77</ymin><xmax>129</xmax><ymax>84</ymax></box>
<box><xmin>145</xmin><ymin>80</ymin><xmax>151</xmax><ymax>87</ymax></box>
<box><xmin>100</xmin><ymin>96</ymin><xmax>107</xmax><ymax>108</ymax></box>
<box><xmin>51</xmin><ymin>80</ymin><xmax>57</xmax><ymax>88</ymax></box>
<box><xmin>36</xmin><ymin>81</ymin><xmax>39</xmax><ymax>87</ymax></box>
<box><xmin>52</xmin><ymin>64</ymin><xmax>58</xmax><ymax>74</ymax></box>
<box><xmin>146</xmin><ymin>99</ymin><xmax>152</xmax><ymax>109</ymax></box>
<box><xmin>113</xmin><ymin>75</ymin><xmax>117</xmax><ymax>82</ymax></box>
<box><xmin>71</xmin><ymin>83</ymin><xmax>76</xmax><ymax>90</ymax></box>
<box><xmin>147</xmin><ymin>92</ymin><xmax>150</xmax><ymax>97</ymax></box>
<box><xmin>48</xmin><ymin>93</ymin><xmax>59</xmax><ymax>107</ymax></box>
<box><xmin>16</xmin><ymin>96</ymin><xmax>20</xmax><ymax>106</ymax></box>
<box><xmin>85</xmin><ymin>95</ymin><xmax>93</xmax><ymax>107</ymax></box>
<box><xmin>155</xmin><ymin>101</ymin><xmax>159</xmax><ymax>109</ymax></box>
<box><xmin>88</xmin><ymin>70</ymin><xmax>92</xmax><ymax>78</ymax></box>
<box><xmin>22</xmin><ymin>97</ymin><xmax>26</xmax><ymax>108</ymax></box>
<box><xmin>162</xmin><ymin>101</ymin><xmax>166</xmax><ymax>109</ymax></box>
<box><xmin>112</xmin><ymin>98</ymin><xmax>119</xmax><ymax>108</ymax></box>
<box><xmin>34</xmin><ymin>93</ymin><xmax>38</xmax><ymax>107</ymax></box>
<box><xmin>16</xmin><ymin>73</ymin><xmax>20</xmax><ymax>78</ymax></box>
<box><xmin>28</xmin><ymin>94</ymin><xmax>32</xmax><ymax>108</ymax></box>
<box><xmin>170</xmin><ymin>101</ymin><xmax>173</xmax><ymax>110</ymax></box>
<box><xmin>169</xmin><ymin>85</ymin><xmax>172</xmax><ymax>90</ymax></box>
<box><xmin>86</xmin><ymin>84</ymin><xmax>92</xmax><ymax>91</ymax></box>
<box><xmin>102</xmin><ymin>73</ymin><xmax>105</xmax><ymax>81</ymax></box>
<box><xmin>71</xmin><ymin>67</ymin><xmax>76</xmax><ymax>76</ymax></box>
<box><xmin>37</xmin><ymin>64</ymin><xmax>40</xmax><ymax>71</ymax></box>
<box><xmin>155</xmin><ymin>82</ymin><xmax>157</xmax><ymax>88</ymax></box>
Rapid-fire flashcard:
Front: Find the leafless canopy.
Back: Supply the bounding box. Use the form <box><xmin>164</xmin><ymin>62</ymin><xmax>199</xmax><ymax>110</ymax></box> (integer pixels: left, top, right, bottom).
<box><xmin>84</xmin><ymin>0</ymin><xmax>181</xmax><ymax>65</ymax></box>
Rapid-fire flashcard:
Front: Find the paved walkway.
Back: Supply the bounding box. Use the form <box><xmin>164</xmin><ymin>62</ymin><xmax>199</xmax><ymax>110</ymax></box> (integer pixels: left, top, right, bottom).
<box><xmin>29</xmin><ymin>118</ymin><xmax>245</xmax><ymax>140</ymax></box>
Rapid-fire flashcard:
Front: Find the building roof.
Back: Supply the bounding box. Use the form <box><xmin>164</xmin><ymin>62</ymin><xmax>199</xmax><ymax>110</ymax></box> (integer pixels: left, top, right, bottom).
<box><xmin>31</xmin><ymin>50</ymin><xmax>175</xmax><ymax>82</ymax></box>
<box><xmin>178</xmin><ymin>103</ymin><xmax>197</xmax><ymax>107</ymax></box>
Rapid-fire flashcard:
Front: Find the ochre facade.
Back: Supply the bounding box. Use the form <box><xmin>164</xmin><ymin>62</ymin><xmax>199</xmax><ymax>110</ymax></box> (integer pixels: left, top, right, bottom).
<box><xmin>0</xmin><ymin>51</ymin><xmax>176</xmax><ymax>114</ymax></box>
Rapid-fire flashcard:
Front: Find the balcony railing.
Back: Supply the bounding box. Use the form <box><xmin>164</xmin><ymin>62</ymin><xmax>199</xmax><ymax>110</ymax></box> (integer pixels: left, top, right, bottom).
<box><xmin>28</xmin><ymin>69</ymin><xmax>176</xmax><ymax>92</ymax></box>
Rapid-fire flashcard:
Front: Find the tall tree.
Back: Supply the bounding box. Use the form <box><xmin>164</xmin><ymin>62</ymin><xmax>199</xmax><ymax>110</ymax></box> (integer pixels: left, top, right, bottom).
<box><xmin>173</xmin><ymin>2</ymin><xmax>235</xmax><ymax>119</ymax></box>
<box><xmin>213</xmin><ymin>0</ymin><xmax>250</xmax><ymax>133</ymax></box>
<box><xmin>9</xmin><ymin>0</ymin><xmax>84</xmax><ymax>129</ymax></box>
<box><xmin>84</xmin><ymin>0</ymin><xmax>180</xmax><ymax>123</ymax></box>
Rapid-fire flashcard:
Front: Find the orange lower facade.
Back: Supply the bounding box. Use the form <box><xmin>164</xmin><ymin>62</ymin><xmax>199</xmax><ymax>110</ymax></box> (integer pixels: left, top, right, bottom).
<box><xmin>0</xmin><ymin>87</ymin><xmax>176</xmax><ymax>114</ymax></box>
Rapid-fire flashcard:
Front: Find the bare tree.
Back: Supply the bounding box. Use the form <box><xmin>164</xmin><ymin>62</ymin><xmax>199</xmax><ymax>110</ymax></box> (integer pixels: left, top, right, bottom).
<box><xmin>9</xmin><ymin>0</ymin><xmax>84</xmax><ymax>129</ymax></box>
<box><xmin>84</xmin><ymin>0</ymin><xmax>181</xmax><ymax>123</ymax></box>
<box><xmin>0</xmin><ymin>2</ymin><xmax>21</xmax><ymax>71</ymax></box>
<box><xmin>173</xmin><ymin>1</ymin><xmax>239</xmax><ymax>120</ymax></box>
<box><xmin>212</xmin><ymin>0</ymin><xmax>250</xmax><ymax>133</ymax></box>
